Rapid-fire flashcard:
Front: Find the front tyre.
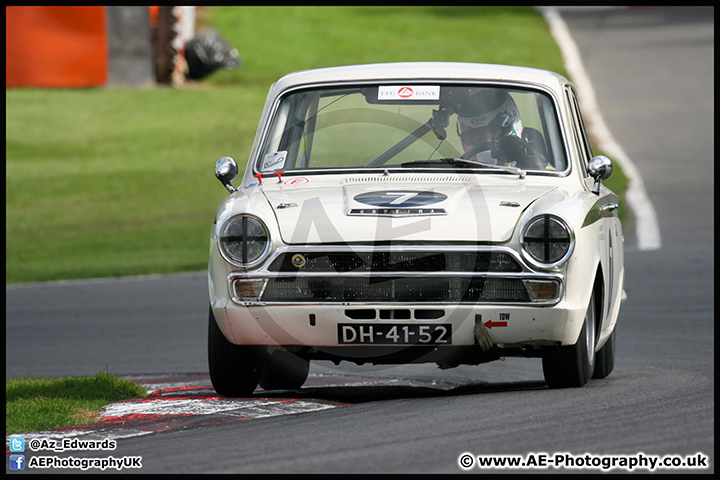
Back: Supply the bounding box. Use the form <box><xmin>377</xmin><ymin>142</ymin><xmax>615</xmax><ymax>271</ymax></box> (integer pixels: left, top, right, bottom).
<box><xmin>592</xmin><ymin>328</ymin><xmax>616</xmax><ymax>379</ymax></box>
<box><xmin>542</xmin><ymin>291</ymin><xmax>597</xmax><ymax>388</ymax></box>
<box><xmin>208</xmin><ymin>306</ymin><xmax>259</xmax><ymax>397</ymax></box>
<box><xmin>257</xmin><ymin>349</ymin><xmax>310</xmax><ymax>391</ymax></box>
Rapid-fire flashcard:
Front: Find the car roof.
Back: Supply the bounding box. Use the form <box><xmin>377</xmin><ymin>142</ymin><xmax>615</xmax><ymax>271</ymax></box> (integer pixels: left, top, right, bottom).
<box><xmin>271</xmin><ymin>62</ymin><xmax>571</xmax><ymax>94</ymax></box>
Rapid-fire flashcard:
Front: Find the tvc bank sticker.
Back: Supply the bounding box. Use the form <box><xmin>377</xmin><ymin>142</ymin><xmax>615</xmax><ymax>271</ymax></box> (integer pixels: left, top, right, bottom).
<box><xmin>378</xmin><ymin>86</ymin><xmax>440</xmax><ymax>101</ymax></box>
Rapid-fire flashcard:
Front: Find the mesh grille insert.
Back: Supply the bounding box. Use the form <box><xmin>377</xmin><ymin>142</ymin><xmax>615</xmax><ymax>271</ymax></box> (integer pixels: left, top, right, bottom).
<box><xmin>260</xmin><ymin>276</ymin><xmax>529</xmax><ymax>303</ymax></box>
<box><xmin>268</xmin><ymin>251</ymin><xmax>521</xmax><ymax>273</ymax></box>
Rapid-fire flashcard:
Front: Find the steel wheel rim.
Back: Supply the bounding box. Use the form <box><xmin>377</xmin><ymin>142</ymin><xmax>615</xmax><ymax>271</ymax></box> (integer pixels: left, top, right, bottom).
<box><xmin>585</xmin><ymin>294</ymin><xmax>597</xmax><ymax>369</ymax></box>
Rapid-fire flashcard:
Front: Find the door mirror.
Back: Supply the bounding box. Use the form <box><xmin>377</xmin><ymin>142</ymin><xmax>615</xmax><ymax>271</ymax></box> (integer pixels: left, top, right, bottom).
<box><xmin>215</xmin><ymin>156</ymin><xmax>238</xmax><ymax>193</ymax></box>
<box><xmin>588</xmin><ymin>155</ymin><xmax>613</xmax><ymax>195</ymax></box>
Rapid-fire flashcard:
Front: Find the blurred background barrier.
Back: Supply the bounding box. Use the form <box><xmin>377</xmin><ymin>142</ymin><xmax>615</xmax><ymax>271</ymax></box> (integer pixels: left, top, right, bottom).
<box><xmin>6</xmin><ymin>6</ymin><xmax>109</xmax><ymax>88</ymax></box>
<box><xmin>5</xmin><ymin>6</ymin><xmax>228</xmax><ymax>88</ymax></box>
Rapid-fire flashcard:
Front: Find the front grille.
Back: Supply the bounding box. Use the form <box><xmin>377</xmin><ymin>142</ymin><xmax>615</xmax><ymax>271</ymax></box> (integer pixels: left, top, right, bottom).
<box><xmin>268</xmin><ymin>251</ymin><xmax>522</xmax><ymax>273</ymax></box>
<box><xmin>230</xmin><ymin>248</ymin><xmax>562</xmax><ymax>305</ymax></box>
<box><xmin>259</xmin><ymin>276</ymin><xmax>529</xmax><ymax>303</ymax></box>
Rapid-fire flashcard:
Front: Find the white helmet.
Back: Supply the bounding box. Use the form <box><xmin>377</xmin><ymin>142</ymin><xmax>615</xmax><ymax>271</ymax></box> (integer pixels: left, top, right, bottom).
<box><xmin>456</xmin><ymin>89</ymin><xmax>523</xmax><ymax>150</ymax></box>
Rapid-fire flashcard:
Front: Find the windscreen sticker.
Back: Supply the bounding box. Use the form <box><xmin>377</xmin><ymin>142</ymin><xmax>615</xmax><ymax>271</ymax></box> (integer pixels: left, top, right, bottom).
<box><xmin>261</xmin><ymin>151</ymin><xmax>287</xmax><ymax>172</ymax></box>
<box><xmin>378</xmin><ymin>86</ymin><xmax>440</xmax><ymax>101</ymax></box>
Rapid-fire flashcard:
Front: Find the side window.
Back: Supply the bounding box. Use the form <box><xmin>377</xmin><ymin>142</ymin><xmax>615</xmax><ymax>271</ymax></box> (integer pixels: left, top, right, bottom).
<box><xmin>510</xmin><ymin>91</ymin><xmax>567</xmax><ymax>172</ymax></box>
<box><xmin>565</xmin><ymin>86</ymin><xmax>592</xmax><ymax>177</ymax></box>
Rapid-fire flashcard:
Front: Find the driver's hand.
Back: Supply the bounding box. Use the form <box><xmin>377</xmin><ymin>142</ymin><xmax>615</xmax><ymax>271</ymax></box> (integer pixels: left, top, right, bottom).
<box><xmin>492</xmin><ymin>135</ymin><xmax>547</xmax><ymax>170</ymax></box>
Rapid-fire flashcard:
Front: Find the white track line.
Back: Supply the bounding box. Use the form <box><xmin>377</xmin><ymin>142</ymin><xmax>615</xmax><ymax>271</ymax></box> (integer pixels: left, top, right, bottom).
<box><xmin>541</xmin><ymin>7</ymin><xmax>662</xmax><ymax>250</ymax></box>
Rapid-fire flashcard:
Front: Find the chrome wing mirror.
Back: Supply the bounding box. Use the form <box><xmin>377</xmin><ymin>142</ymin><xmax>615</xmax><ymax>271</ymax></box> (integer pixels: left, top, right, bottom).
<box><xmin>588</xmin><ymin>155</ymin><xmax>613</xmax><ymax>195</ymax></box>
<box><xmin>215</xmin><ymin>156</ymin><xmax>238</xmax><ymax>193</ymax></box>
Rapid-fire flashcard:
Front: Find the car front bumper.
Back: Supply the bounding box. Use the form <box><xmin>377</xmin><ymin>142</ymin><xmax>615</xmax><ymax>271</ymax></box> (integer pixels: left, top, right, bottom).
<box><xmin>209</xmin><ymin>244</ymin><xmax>590</xmax><ymax>358</ymax></box>
<box><xmin>210</xmin><ymin>300</ymin><xmax>586</xmax><ymax>353</ymax></box>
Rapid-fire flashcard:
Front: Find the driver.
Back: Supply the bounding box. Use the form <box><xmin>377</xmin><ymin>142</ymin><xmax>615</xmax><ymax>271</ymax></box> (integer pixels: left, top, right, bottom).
<box><xmin>456</xmin><ymin>89</ymin><xmax>550</xmax><ymax>170</ymax></box>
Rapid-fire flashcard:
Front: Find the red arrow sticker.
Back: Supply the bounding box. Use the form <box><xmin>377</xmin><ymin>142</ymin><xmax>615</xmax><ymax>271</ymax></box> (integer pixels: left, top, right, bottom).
<box><xmin>484</xmin><ymin>320</ymin><xmax>508</xmax><ymax>329</ymax></box>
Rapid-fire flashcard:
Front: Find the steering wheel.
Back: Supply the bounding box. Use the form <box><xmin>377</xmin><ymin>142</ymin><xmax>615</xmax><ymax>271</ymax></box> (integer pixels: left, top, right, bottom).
<box><xmin>460</xmin><ymin>142</ymin><xmax>493</xmax><ymax>160</ymax></box>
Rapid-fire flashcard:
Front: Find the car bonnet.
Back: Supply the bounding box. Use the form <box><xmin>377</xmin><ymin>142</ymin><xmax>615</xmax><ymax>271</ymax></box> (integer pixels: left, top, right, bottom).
<box><xmin>259</xmin><ymin>175</ymin><xmax>557</xmax><ymax>244</ymax></box>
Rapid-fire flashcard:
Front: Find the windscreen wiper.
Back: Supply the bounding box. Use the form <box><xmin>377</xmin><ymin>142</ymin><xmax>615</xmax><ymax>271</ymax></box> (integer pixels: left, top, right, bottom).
<box><xmin>401</xmin><ymin>158</ymin><xmax>526</xmax><ymax>178</ymax></box>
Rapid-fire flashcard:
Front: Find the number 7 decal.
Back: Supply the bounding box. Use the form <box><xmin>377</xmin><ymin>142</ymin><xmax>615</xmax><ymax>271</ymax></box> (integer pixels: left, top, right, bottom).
<box><xmin>386</xmin><ymin>192</ymin><xmax>419</xmax><ymax>205</ymax></box>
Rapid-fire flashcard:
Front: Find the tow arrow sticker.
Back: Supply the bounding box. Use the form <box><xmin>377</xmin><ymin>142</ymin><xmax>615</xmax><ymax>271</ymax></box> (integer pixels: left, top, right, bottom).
<box><xmin>484</xmin><ymin>320</ymin><xmax>507</xmax><ymax>328</ymax></box>
<box><xmin>484</xmin><ymin>314</ymin><xmax>510</xmax><ymax>328</ymax></box>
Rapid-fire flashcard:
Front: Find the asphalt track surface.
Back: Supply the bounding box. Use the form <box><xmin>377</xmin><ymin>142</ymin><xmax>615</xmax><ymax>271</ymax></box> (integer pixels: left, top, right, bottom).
<box><xmin>6</xmin><ymin>7</ymin><xmax>713</xmax><ymax>474</ymax></box>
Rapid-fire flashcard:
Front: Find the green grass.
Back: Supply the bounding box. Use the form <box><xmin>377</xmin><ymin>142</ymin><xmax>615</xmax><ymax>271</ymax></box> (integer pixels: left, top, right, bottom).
<box><xmin>205</xmin><ymin>6</ymin><xmax>566</xmax><ymax>86</ymax></box>
<box><xmin>6</xmin><ymin>6</ymin><xmax>625</xmax><ymax>284</ymax></box>
<box><xmin>6</xmin><ymin>372</ymin><xmax>148</xmax><ymax>435</ymax></box>
<box><xmin>6</xmin><ymin>86</ymin><xmax>266</xmax><ymax>283</ymax></box>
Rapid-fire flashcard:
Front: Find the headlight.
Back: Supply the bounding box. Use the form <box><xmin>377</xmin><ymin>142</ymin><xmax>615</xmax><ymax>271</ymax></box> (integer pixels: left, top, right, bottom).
<box><xmin>521</xmin><ymin>214</ymin><xmax>574</xmax><ymax>268</ymax></box>
<box><xmin>219</xmin><ymin>214</ymin><xmax>270</xmax><ymax>268</ymax></box>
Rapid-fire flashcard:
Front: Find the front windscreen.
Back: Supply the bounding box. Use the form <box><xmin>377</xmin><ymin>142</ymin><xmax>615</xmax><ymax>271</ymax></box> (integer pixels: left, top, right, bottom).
<box><xmin>257</xmin><ymin>84</ymin><xmax>567</xmax><ymax>174</ymax></box>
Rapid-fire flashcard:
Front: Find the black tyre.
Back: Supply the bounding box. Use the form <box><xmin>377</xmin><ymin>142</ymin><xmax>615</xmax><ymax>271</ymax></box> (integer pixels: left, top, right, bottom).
<box><xmin>208</xmin><ymin>306</ymin><xmax>259</xmax><ymax>397</ymax></box>
<box><xmin>542</xmin><ymin>291</ymin><xmax>597</xmax><ymax>388</ymax></box>
<box><xmin>257</xmin><ymin>349</ymin><xmax>310</xmax><ymax>391</ymax></box>
<box><xmin>592</xmin><ymin>328</ymin><xmax>616</xmax><ymax>379</ymax></box>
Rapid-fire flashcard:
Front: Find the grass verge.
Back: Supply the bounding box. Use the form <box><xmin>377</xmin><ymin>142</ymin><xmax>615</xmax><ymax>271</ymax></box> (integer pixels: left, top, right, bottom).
<box><xmin>6</xmin><ymin>372</ymin><xmax>148</xmax><ymax>435</ymax></box>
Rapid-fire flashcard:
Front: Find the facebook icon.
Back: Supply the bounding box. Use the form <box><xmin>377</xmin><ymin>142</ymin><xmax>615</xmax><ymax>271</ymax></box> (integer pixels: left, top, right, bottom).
<box><xmin>9</xmin><ymin>455</ymin><xmax>25</xmax><ymax>471</ymax></box>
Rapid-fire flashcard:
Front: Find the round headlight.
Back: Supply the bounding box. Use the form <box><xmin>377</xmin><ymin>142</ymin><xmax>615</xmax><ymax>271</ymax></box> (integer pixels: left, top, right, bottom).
<box><xmin>521</xmin><ymin>214</ymin><xmax>574</xmax><ymax>268</ymax></box>
<box><xmin>219</xmin><ymin>215</ymin><xmax>270</xmax><ymax>268</ymax></box>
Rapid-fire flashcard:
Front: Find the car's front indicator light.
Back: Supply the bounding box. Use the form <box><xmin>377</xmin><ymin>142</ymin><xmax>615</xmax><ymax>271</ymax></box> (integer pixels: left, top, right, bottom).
<box><xmin>219</xmin><ymin>215</ymin><xmax>270</xmax><ymax>268</ymax></box>
<box><xmin>232</xmin><ymin>278</ymin><xmax>267</xmax><ymax>302</ymax></box>
<box><xmin>524</xmin><ymin>279</ymin><xmax>560</xmax><ymax>301</ymax></box>
<box><xmin>521</xmin><ymin>214</ymin><xmax>574</xmax><ymax>269</ymax></box>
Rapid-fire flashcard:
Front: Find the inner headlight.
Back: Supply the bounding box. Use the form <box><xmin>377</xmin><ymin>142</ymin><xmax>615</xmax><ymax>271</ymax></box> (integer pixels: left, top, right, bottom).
<box><xmin>219</xmin><ymin>215</ymin><xmax>270</xmax><ymax>268</ymax></box>
<box><xmin>521</xmin><ymin>214</ymin><xmax>574</xmax><ymax>268</ymax></box>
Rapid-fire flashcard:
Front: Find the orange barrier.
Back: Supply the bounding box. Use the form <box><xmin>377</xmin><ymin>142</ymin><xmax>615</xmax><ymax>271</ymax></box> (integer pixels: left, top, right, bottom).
<box><xmin>6</xmin><ymin>6</ymin><xmax>108</xmax><ymax>87</ymax></box>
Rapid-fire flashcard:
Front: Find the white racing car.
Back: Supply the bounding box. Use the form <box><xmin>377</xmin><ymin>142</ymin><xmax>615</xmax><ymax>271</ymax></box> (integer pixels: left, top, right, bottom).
<box><xmin>208</xmin><ymin>62</ymin><xmax>625</xmax><ymax>395</ymax></box>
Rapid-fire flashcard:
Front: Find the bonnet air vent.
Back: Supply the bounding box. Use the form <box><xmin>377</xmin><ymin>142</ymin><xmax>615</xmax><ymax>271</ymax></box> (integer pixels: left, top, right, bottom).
<box><xmin>344</xmin><ymin>175</ymin><xmax>474</xmax><ymax>184</ymax></box>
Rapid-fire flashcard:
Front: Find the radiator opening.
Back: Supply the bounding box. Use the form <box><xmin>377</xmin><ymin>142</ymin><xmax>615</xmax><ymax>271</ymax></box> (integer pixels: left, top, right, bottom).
<box><xmin>345</xmin><ymin>309</ymin><xmax>376</xmax><ymax>320</ymax></box>
<box><xmin>414</xmin><ymin>309</ymin><xmax>445</xmax><ymax>320</ymax></box>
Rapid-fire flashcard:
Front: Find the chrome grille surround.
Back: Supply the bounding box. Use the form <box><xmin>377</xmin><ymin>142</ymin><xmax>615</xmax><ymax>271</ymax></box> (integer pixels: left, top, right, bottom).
<box><xmin>228</xmin><ymin>245</ymin><xmax>563</xmax><ymax>306</ymax></box>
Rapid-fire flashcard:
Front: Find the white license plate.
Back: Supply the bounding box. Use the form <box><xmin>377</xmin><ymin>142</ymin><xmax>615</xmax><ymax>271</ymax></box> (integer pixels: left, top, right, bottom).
<box><xmin>338</xmin><ymin>323</ymin><xmax>452</xmax><ymax>345</ymax></box>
